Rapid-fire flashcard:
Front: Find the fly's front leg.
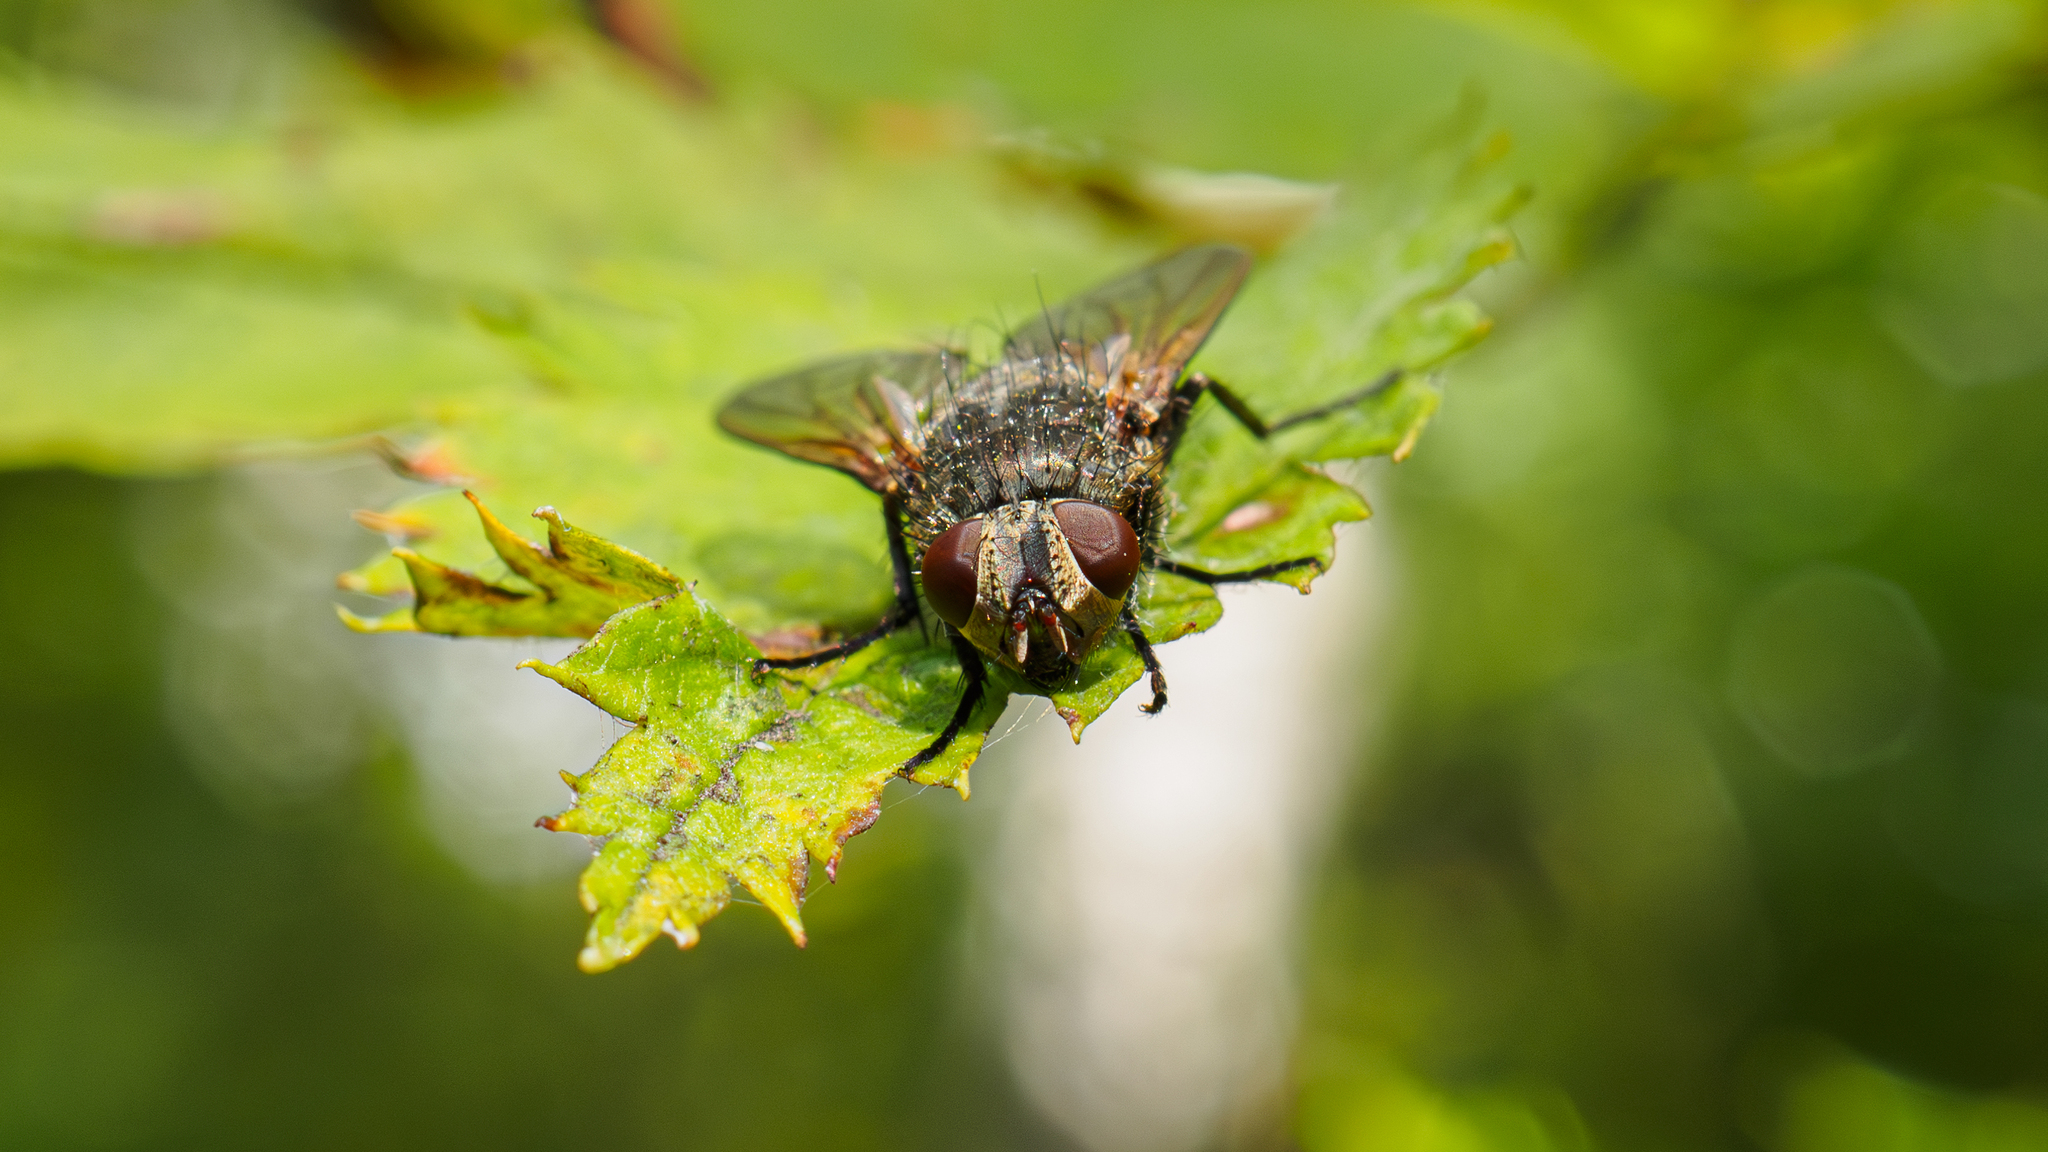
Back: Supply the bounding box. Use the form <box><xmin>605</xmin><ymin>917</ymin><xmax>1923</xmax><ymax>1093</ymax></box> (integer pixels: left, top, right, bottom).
<box><xmin>1120</xmin><ymin>607</ymin><xmax>1168</xmax><ymax>714</ymax></box>
<box><xmin>754</xmin><ymin>500</ymin><xmax>921</xmax><ymax>675</ymax></box>
<box><xmin>753</xmin><ymin>609</ymin><xmax>914</xmax><ymax>674</ymax></box>
<box><xmin>903</xmin><ymin>630</ymin><xmax>987</xmax><ymax>770</ymax></box>
<box><xmin>1178</xmin><ymin>368</ymin><xmax>1403</xmax><ymax>439</ymax></box>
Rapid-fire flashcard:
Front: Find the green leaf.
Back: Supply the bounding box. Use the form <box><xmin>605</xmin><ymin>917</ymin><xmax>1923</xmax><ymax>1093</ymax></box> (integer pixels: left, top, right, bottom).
<box><xmin>332</xmin><ymin>119</ymin><xmax>1521</xmax><ymax>962</ymax></box>
<box><xmin>1</xmin><ymin>41</ymin><xmax>1519</xmax><ymax>961</ymax></box>
<box><xmin>523</xmin><ymin>590</ymin><xmax>1000</xmax><ymax>971</ymax></box>
<box><xmin>338</xmin><ymin>492</ymin><xmax>680</xmax><ymax>637</ymax></box>
<box><xmin>1169</xmin><ymin>466</ymin><xmax>1375</xmax><ymax>590</ymax></box>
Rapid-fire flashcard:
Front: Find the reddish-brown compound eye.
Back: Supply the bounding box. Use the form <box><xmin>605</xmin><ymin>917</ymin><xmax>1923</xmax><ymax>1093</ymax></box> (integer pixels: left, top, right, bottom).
<box><xmin>1053</xmin><ymin>500</ymin><xmax>1141</xmax><ymax>601</ymax></box>
<box><xmin>920</xmin><ymin>518</ymin><xmax>983</xmax><ymax>628</ymax></box>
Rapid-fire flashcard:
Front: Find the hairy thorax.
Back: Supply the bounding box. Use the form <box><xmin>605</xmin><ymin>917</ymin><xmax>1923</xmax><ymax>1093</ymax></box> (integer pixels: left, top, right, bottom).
<box><xmin>899</xmin><ymin>357</ymin><xmax>1168</xmax><ymax>557</ymax></box>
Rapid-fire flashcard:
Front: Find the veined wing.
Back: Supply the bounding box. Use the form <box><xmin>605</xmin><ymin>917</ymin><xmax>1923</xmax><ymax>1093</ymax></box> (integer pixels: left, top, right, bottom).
<box><xmin>717</xmin><ymin>349</ymin><xmax>958</xmax><ymax>494</ymax></box>
<box><xmin>1006</xmin><ymin>243</ymin><xmax>1252</xmax><ymax>417</ymax></box>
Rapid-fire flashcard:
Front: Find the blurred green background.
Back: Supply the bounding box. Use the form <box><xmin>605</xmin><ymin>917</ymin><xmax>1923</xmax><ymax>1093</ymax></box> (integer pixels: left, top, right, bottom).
<box><xmin>5</xmin><ymin>0</ymin><xmax>2048</xmax><ymax>1149</ymax></box>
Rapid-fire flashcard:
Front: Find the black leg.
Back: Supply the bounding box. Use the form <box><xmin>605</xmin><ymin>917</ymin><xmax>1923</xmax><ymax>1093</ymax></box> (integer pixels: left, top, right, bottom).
<box><xmin>755</xmin><ymin>501</ymin><xmax>921</xmax><ymax>674</ymax></box>
<box><xmin>879</xmin><ymin>495</ymin><xmax>920</xmax><ymax>619</ymax></box>
<box><xmin>1179</xmin><ymin>368</ymin><xmax>1403</xmax><ymax>439</ymax></box>
<box><xmin>903</xmin><ymin>630</ymin><xmax>987</xmax><ymax>770</ymax></box>
<box><xmin>1150</xmin><ymin>556</ymin><xmax>1321</xmax><ymax>585</ymax></box>
<box><xmin>1120</xmin><ymin>607</ymin><xmax>1168</xmax><ymax>714</ymax></box>
<box><xmin>755</xmin><ymin>609</ymin><xmax>914</xmax><ymax>672</ymax></box>
<box><xmin>1147</xmin><ymin>371</ymin><xmax>1371</xmax><ymax>588</ymax></box>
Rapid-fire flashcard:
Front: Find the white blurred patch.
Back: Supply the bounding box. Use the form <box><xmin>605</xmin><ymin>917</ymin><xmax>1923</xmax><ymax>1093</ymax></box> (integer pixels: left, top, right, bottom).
<box><xmin>371</xmin><ymin>635</ymin><xmax>613</xmax><ymax>884</ymax></box>
<box><xmin>133</xmin><ymin>460</ymin><xmax>602</xmax><ymax>883</ymax></box>
<box><xmin>135</xmin><ymin>462</ymin><xmax>387</xmax><ymax>810</ymax></box>
<box><xmin>981</xmin><ymin>519</ymin><xmax>1394</xmax><ymax>1152</ymax></box>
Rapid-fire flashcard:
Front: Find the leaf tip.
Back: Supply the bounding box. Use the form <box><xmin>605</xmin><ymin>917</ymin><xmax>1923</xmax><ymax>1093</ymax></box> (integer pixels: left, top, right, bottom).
<box><xmin>517</xmin><ymin>657</ymin><xmax>572</xmax><ymax>687</ymax></box>
<box><xmin>764</xmin><ymin>900</ymin><xmax>809</xmax><ymax>948</ymax></box>
<box><xmin>335</xmin><ymin>603</ymin><xmax>417</xmax><ymax>633</ymax></box>
<box><xmin>778</xmin><ymin>904</ymin><xmax>810</xmax><ymax>948</ymax></box>
<box><xmin>1499</xmin><ymin>182</ymin><xmax>1535</xmax><ymax>221</ymax></box>
<box><xmin>746</xmin><ymin>872</ymin><xmax>810</xmax><ymax>948</ymax></box>
<box><xmin>350</xmin><ymin>507</ymin><xmax>436</xmax><ymax>542</ymax></box>
<box><xmin>536</xmin><ymin>809</ymin><xmax>594</xmax><ymax>834</ymax></box>
<box><xmin>1472</xmin><ymin>236</ymin><xmax>1516</xmax><ymax>270</ymax></box>
<box><xmin>1392</xmin><ymin>422</ymin><xmax>1423</xmax><ymax>463</ymax></box>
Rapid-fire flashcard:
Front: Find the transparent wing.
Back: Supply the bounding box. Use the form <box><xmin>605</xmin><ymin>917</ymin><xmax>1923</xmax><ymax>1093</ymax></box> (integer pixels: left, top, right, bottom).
<box><xmin>717</xmin><ymin>349</ymin><xmax>956</xmax><ymax>494</ymax></box>
<box><xmin>1006</xmin><ymin>243</ymin><xmax>1252</xmax><ymax>412</ymax></box>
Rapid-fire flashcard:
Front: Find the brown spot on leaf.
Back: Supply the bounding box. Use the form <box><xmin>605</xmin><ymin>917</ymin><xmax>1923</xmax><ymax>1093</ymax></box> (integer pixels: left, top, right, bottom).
<box><xmin>825</xmin><ymin>798</ymin><xmax>883</xmax><ymax>883</ymax></box>
<box><xmin>704</xmin><ymin>764</ymin><xmax>740</xmax><ymax>805</ymax></box>
<box><xmin>750</xmin><ymin>625</ymin><xmax>829</xmax><ymax>659</ymax></box>
<box><xmin>87</xmin><ymin>189</ymin><xmax>226</xmax><ymax>246</ymax></box>
<box><xmin>861</xmin><ymin>101</ymin><xmax>979</xmax><ymax>157</ymax></box>
<box><xmin>788</xmin><ymin>854</ymin><xmax>811</xmax><ymax>901</ymax></box>
<box><xmin>1217</xmin><ymin>500</ymin><xmax>1285</xmax><ymax>534</ymax></box>
<box><xmin>399</xmin><ymin>550</ymin><xmax>531</xmax><ymax>607</ymax></box>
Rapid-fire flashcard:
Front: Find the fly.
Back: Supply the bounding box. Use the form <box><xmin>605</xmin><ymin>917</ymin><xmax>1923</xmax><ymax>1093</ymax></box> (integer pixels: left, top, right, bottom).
<box><xmin>718</xmin><ymin>244</ymin><xmax>1399</xmax><ymax>767</ymax></box>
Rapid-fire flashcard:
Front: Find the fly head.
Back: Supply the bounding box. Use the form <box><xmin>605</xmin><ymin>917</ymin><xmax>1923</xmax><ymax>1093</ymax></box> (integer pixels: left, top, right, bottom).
<box><xmin>919</xmin><ymin>499</ymin><xmax>1141</xmax><ymax>685</ymax></box>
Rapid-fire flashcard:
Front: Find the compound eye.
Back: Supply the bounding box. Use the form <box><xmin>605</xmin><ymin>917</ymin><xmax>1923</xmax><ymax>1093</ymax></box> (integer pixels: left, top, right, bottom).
<box><xmin>920</xmin><ymin>518</ymin><xmax>983</xmax><ymax>628</ymax></box>
<box><xmin>1053</xmin><ymin>501</ymin><xmax>1141</xmax><ymax>601</ymax></box>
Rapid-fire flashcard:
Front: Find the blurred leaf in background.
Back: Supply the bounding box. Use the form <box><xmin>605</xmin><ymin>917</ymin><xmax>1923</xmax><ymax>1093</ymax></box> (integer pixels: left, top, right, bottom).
<box><xmin>1301</xmin><ymin>3</ymin><xmax>2048</xmax><ymax>1152</ymax></box>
